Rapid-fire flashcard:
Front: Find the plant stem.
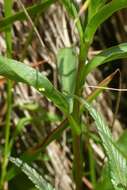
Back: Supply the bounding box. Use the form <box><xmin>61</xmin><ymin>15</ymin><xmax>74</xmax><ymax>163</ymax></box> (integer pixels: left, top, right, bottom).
<box><xmin>72</xmin><ymin>42</ymin><xmax>89</xmax><ymax>190</ymax></box>
<box><xmin>72</xmin><ymin>131</ymin><xmax>83</xmax><ymax>190</ymax></box>
<box><xmin>0</xmin><ymin>0</ymin><xmax>13</xmax><ymax>189</ymax></box>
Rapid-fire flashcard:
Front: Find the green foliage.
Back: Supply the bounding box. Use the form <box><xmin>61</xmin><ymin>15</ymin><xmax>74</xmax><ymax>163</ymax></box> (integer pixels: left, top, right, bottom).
<box><xmin>80</xmin><ymin>99</ymin><xmax>127</xmax><ymax>190</ymax></box>
<box><xmin>11</xmin><ymin>117</ymin><xmax>32</xmax><ymax>140</ymax></box>
<box><xmin>10</xmin><ymin>157</ymin><xmax>55</xmax><ymax>190</ymax></box>
<box><xmin>88</xmin><ymin>0</ymin><xmax>106</xmax><ymax>21</ymax></box>
<box><xmin>84</xmin><ymin>0</ymin><xmax>127</xmax><ymax>44</ymax></box>
<box><xmin>117</xmin><ymin>131</ymin><xmax>127</xmax><ymax>158</ymax></box>
<box><xmin>59</xmin><ymin>0</ymin><xmax>77</xmax><ymax>18</ymax></box>
<box><xmin>83</xmin><ymin>43</ymin><xmax>127</xmax><ymax>78</ymax></box>
<box><xmin>57</xmin><ymin>47</ymin><xmax>77</xmax><ymax>111</ymax></box>
<box><xmin>95</xmin><ymin>131</ymin><xmax>127</xmax><ymax>190</ymax></box>
<box><xmin>0</xmin><ymin>0</ymin><xmax>127</xmax><ymax>189</ymax></box>
<box><xmin>59</xmin><ymin>0</ymin><xmax>83</xmax><ymax>41</ymax></box>
<box><xmin>95</xmin><ymin>165</ymin><xmax>113</xmax><ymax>190</ymax></box>
<box><xmin>0</xmin><ymin>0</ymin><xmax>55</xmax><ymax>32</ymax></box>
<box><xmin>57</xmin><ymin>47</ymin><xmax>77</xmax><ymax>94</ymax></box>
<box><xmin>0</xmin><ymin>56</ymin><xmax>69</xmax><ymax>114</ymax></box>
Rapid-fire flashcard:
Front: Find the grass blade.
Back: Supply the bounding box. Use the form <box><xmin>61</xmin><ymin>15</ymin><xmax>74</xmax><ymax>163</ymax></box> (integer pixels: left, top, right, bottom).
<box><xmin>82</xmin><ymin>43</ymin><xmax>127</xmax><ymax>78</ymax></box>
<box><xmin>60</xmin><ymin>0</ymin><xmax>83</xmax><ymax>41</ymax></box>
<box><xmin>80</xmin><ymin>99</ymin><xmax>127</xmax><ymax>190</ymax></box>
<box><xmin>6</xmin><ymin>119</ymin><xmax>68</xmax><ymax>181</ymax></box>
<box><xmin>11</xmin><ymin>117</ymin><xmax>32</xmax><ymax>143</ymax></box>
<box><xmin>27</xmin><ymin>119</ymin><xmax>68</xmax><ymax>153</ymax></box>
<box><xmin>86</xmin><ymin>70</ymin><xmax>118</xmax><ymax>103</ymax></box>
<box><xmin>84</xmin><ymin>0</ymin><xmax>127</xmax><ymax>44</ymax></box>
<box><xmin>0</xmin><ymin>0</ymin><xmax>55</xmax><ymax>32</ymax></box>
<box><xmin>60</xmin><ymin>0</ymin><xmax>76</xmax><ymax>18</ymax></box>
<box><xmin>88</xmin><ymin>0</ymin><xmax>107</xmax><ymax>21</ymax></box>
<box><xmin>0</xmin><ymin>0</ymin><xmax>13</xmax><ymax>188</ymax></box>
<box><xmin>10</xmin><ymin>157</ymin><xmax>55</xmax><ymax>190</ymax></box>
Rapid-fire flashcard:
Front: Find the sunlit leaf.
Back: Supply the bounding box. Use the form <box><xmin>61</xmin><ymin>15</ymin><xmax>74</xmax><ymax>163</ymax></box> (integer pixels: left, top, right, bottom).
<box><xmin>88</xmin><ymin>0</ymin><xmax>107</xmax><ymax>21</ymax></box>
<box><xmin>0</xmin><ymin>56</ymin><xmax>69</xmax><ymax>114</ymax></box>
<box><xmin>79</xmin><ymin>98</ymin><xmax>127</xmax><ymax>190</ymax></box>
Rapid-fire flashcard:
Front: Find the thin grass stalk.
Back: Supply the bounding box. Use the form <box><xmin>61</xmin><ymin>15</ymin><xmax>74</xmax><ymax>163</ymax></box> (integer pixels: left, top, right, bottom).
<box><xmin>0</xmin><ymin>0</ymin><xmax>13</xmax><ymax>189</ymax></box>
<box><xmin>20</xmin><ymin>13</ymin><xmax>41</xmax><ymax>61</ymax></box>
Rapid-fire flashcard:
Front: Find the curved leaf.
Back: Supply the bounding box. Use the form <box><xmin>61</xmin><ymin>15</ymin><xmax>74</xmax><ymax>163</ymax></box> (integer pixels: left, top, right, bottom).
<box><xmin>14</xmin><ymin>117</ymin><xmax>32</xmax><ymax>138</ymax></box>
<box><xmin>0</xmin><ymin>56</ymin><xmax>69</xmax><ymax>114</ymax></box>
<box><xmin>83</xmin><ymin>43</ymin><xmax>127</xmax><ymax>77</ymax></box>
<box><xmin>84</xmin><ymin>0</ymin><xmax>127</xmax><ymax>44</ymax></box>
<box><xmin>79</xmin><ymin>98</ymin><xmax>127</xmax><ymax>190</ymax></box>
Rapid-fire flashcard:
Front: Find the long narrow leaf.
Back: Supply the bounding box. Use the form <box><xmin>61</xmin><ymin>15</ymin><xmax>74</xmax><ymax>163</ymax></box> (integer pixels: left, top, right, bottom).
<box><xmin>6</xmin><ymin>119</ymin><xmax>68</xmax><ymax>181</ymax></box>
<box><xmin>0</xmin><ymin>56</ymin><xmax>69</xmax><ymax>114</ymax></box>
<box><xmin>84</xmin><ymin>0</ymin><xmax>127</xmax><ymax>44</ymax></box>
<box><xmin>10</xmin><ymin>157</ymin><xmax>55</xmax><ymax>190</ymax></box>
<box><xmin>79</xmin><ymin>98</ymin><xmax>127</xmax><ymax>190</ymax></box>
<box><xmin>83</xmin><ymin>43</ymin><xmax>127</xmax><ymax>77</ymax></box>
<box><xmin>86</xmin><ymin>70</ymin><xmax>118</xmax><ymax>103</ymax></box>
<box><xmin>88</xmin><ymin>0</ymin><xmax>107</xmax><ymax>21</ymax></box>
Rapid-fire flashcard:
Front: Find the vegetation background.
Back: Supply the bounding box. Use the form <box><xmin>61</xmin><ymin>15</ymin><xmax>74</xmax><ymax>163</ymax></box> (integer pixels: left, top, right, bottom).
<box><xmin>0</xmin><ymin>0</ymin><xmax>127</xmax><ymax>190</ymax></box>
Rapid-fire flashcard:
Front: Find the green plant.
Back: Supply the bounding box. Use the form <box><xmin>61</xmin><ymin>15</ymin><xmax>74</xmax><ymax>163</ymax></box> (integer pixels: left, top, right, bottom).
<box><xmin>0</xmin><ymin>0</ymin><xmax>13</xmax><ymax>188</ymax></box>
<box><xmin>10</xmin><ymin>157</ymin><xmax>55</xmax><ymax>190</ymax></box>
<box><xmin>1</xmin><ymin>0</ymin><xmax>127</xmax><ymax>190</ymax></box>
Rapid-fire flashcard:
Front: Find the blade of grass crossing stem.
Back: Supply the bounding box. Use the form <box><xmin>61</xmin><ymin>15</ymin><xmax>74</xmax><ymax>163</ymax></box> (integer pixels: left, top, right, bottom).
<box><xmin>81</xmin><ymin>43</ymin><xmax>127</xmax><ymax>85</ymax></box>
<box><xmin>10</xmin><ymin>157</ymin><xmax>55</xmax><ymax>190</ymax></box>
<box><xmin>0</xmin><ymin>0</ymin><xmax>55</xmax><ymax>32</ymax></box>
<box><xmin>84</xmin><ymin>0</ymin><xmax>127</xmax><ymax>44</ymax></box>
<box><xmin>0</xmin><ymin>0</ymin><xmax>13</xmax><ymax>189</ymax></box>
<box><xmin>0</xmin><ymin>56</ymin><xmax>69</xmax><ymax>114</ymax></box>
<box><xmin>27</xmin><ymin>119</ymin><xmax>68</xmax><ymax>154</ymax></box>
<box><xmin>78</xmin><ymin>98</ymin><xmax>127</xmax><ymax>190</ymax></box>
